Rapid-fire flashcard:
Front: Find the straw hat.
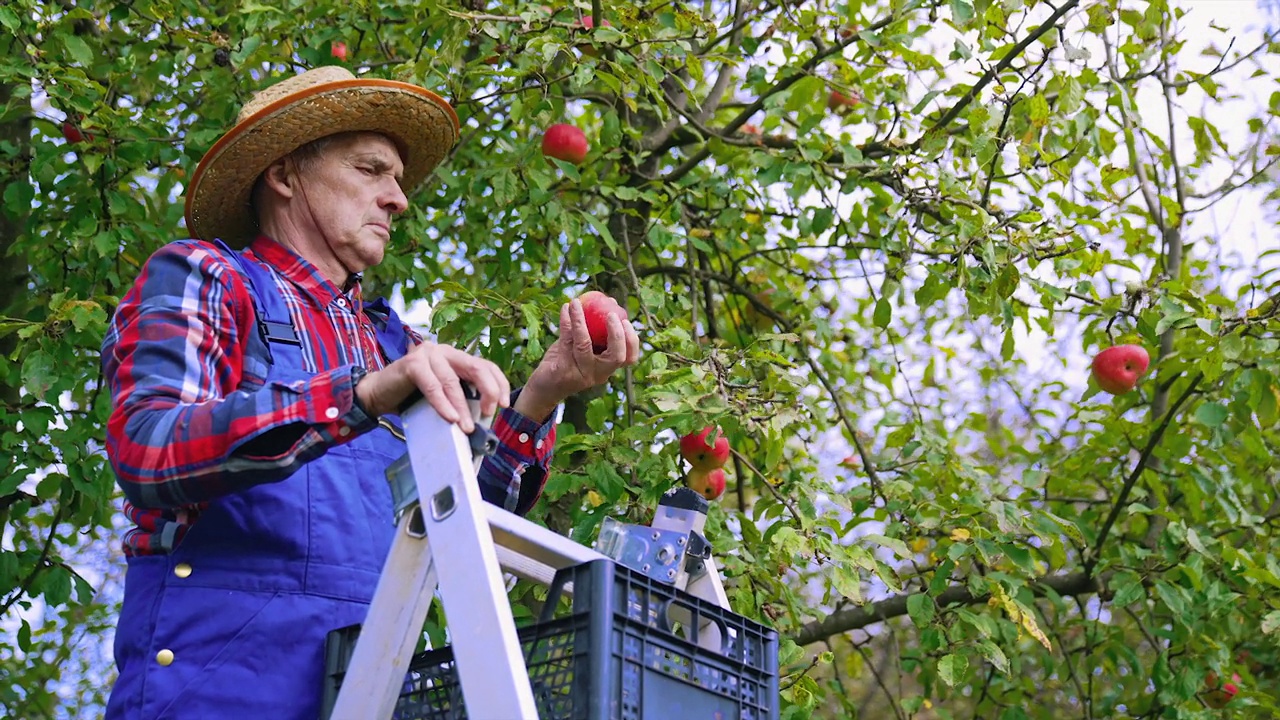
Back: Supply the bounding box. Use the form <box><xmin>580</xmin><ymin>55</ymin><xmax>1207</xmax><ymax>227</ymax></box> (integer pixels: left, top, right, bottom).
<box><xmin>184</xmin><ymin>66</ymin><xmax>459</xmax><ymax>245</ymax></box>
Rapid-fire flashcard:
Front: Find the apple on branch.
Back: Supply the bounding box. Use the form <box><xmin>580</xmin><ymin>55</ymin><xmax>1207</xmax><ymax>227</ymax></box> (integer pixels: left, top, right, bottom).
<box><xmin>331</xmin><ymin>41</ymin><xmax>348</xmax><ymax>62</ymax></box>
<box><xmin>574</xmin><ymin>15</ymin><xmax>612</xmax><ymax>57</ymax></box>
<box><xmin>688</xmin><ymin>467</ymin><xmax>726</xmax><ymax>501</ymax></box>
<box><xmin>828</xmin><ymin>89</ymin><xmax>861</xmax><ymax>112</ymax></box>
<box><xmin>542</xmin><ymin>123</ymin><xmax>589</xmax><ymax>165</ymax></box>
<box><xmin>61</xmin><ymin>122</ymin><xmax>85</xmax><ymax>144</ymax></box>
<box><xmin>1201</xmin><ymin>671</ymin><xmax>1241</xmax><ymax>709</ymax></box>
<box><xmin>1091</xmin><ymin>344</ymin><xmax>1150</xmax><ymax>395</ymax></box>
<box><xmin>577</xmin><ymin>290</ymin><xmax>629</xmax><ymax>354</ymax></box>
<box><xmin>680</xmin><ymin>426</ymin><xmax>731</xmax><ymax>471</ymax></box>
<box><xmin>577</xmin><ymin>15</ymin><xmax>612</xmax><ymax>30</ymax></box>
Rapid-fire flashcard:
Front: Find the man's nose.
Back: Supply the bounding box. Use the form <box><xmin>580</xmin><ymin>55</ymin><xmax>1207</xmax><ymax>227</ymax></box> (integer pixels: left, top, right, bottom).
<box><xmin>382</xmin><ymin>181</ymin><xmax>408</xmax><ymax>214</ymax></box>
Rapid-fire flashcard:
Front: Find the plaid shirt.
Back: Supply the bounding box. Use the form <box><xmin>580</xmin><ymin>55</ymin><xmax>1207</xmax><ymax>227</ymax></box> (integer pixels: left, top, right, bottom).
<box><xmin>102</xmin><ymin>236</ymin><xmax>556</xmax><ymax>556</ymax></box>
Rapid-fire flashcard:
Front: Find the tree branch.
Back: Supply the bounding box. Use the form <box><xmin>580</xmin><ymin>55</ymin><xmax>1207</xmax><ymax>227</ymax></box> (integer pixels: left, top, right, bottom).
<box><xmin>792</xmin><ymin>571</ymin><xmax>1099</xmax><ymax>647</ymax></box>
<box><xmin>1085</xmin><ymin>373</ymin><xmax>1202</xmax><ymax>573</ymax></box>
<box><xmin>922</xmin><ymin>0</ymin><xmax>1080</xmax><ymax>141</ymax></box>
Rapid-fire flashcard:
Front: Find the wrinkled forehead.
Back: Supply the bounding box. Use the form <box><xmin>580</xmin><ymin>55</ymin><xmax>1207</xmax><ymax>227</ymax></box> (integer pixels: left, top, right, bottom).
<box><xmin>318</xmin><ymin>131</ymin><xmax>407</xmax><ymax>168</ymax></box>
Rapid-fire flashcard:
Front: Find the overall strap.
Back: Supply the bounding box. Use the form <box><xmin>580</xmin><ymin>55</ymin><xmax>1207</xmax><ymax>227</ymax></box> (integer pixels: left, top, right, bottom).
<box><xmin>213</xmin><ymin>239</ymin><xmax>305</xmax><ymax>368</ymax></box>
<box><xmin>363</xmin><ymin>296</ymin><xmax>414</xmax><ymax>364</ymax></box>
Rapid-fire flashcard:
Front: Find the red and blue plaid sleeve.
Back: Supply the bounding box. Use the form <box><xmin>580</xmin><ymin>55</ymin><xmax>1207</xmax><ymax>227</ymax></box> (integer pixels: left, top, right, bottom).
<box><xmin>102</xmin><ymin>240</ymin><xmax>376</xmax><ymax>510</ymax></box>
<box><xmin>482</xmin><ymin>397</ymin><xmax>557</xmax><ymax>514</ymax></box>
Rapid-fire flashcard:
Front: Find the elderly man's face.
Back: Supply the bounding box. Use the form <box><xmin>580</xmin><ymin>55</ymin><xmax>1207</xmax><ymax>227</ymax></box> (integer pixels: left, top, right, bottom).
<box><xmin>289</xmin><ymin>132</ymin><xmax>408</xmax><ymax>279</ymax></box>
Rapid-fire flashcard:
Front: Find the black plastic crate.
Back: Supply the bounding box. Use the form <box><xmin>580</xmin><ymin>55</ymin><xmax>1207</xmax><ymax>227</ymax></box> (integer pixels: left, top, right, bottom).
<box><xmin>322</xmin><ymin>559</ymin><xmax>779</xmax><ymax>720</ymax></box>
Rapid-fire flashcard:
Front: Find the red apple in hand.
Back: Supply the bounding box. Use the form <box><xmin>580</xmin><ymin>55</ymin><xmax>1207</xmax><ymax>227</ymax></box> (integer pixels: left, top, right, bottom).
<box><xmin>680</xmin><ymin>426</ymin><xmax>731</xmax><ymax>471</ymax></box>
<box><xmin>542</xmin><ymin>123</ymin><xmax>589</xmax><ymax>165</ymax></box>
<box><xmin>331</xmin><ymin>41</ymin><xmax>348</xmax><ymax>62</ymax></box>
<box><xmin>688</xmin><ymin>467</ymin><xmax>726</xmax><ymax>501</ymax></box>
<box><xmin>1202</xmin><ymin>671</ymin><xmax>1241</xmax><ymax>709</ymax></box>
<box><xmin>578</xmin><ymin>291</ymin><xmax>628</xmax><ymax>353</ymax></box>
<box><xmin>1091</xmin><ymin>344</ymin><xmax>1150</xmax><ymax>395</ymax></box>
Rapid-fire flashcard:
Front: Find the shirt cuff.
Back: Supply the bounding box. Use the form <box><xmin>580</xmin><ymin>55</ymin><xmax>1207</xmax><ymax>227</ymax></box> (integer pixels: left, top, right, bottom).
<box><xmin>479</xmin><ymin>388</ymin><xmax>558</xmax><ymax>515</ymax></box>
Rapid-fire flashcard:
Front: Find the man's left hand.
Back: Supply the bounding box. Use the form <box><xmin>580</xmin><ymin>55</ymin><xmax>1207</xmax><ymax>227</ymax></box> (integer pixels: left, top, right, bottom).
<box><xmin>513</xmin><ymin>298</ymin><xmax>641</xmax><ymax>421</ymax></box>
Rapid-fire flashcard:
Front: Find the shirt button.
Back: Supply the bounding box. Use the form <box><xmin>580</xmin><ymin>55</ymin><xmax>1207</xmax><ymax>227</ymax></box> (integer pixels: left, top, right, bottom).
<box><xmin>518</xmin><ymin>433</ymin><xmax>530</xmax><ymax>443</ymax></box>
<box><xmin>535</xmin><ymin>440</ymin><xmax>543</xmax><ymax>450</ymax></box>
<box><xmin>173</xmin><ymin>563</ymin><xmax>192</xmax><ymax>579</ymax></box>
<box><xmin>337</xmin><ymin>297</ymin><xmax>348</xmax><ymax>307</ymax></box>
<box><xmin>156</xmin><ymin>649</ymin><xmax>175</xmax><ymax>666</ymax></box>
<box><xmin>339</xmin><ymin>426</ymin><xmax>351</xmax><ymax>437</ymax></box>
<box><xmin>325</xmin><ymin>407</ymin><xmax>340</xmax><ymax>419</ymax></box>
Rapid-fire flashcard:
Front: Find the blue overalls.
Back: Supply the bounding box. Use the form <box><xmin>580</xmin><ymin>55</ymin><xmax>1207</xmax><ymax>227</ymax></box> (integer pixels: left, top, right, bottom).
<box><xmin>106</xmin><ymin>242</ymin><xmax>411</xmax><ymax>719</ymax></box>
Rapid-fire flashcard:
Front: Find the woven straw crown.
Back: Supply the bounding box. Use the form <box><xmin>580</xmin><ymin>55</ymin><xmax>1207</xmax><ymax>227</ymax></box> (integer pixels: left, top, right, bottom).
<box><xmin>184</xmin><ymin>66</ymin><xmax>459</xmax><ymax>245</ymax></box>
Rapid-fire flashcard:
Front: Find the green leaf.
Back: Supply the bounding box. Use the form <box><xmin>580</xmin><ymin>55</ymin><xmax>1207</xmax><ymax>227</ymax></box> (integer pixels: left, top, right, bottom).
<box><xmin>873</xmin><ymin>298</ymin><xmax>891</xmax><ymax>328</ymax></box>
<box><xmin>579</xmin><ymin>211</ymin><xmax>617</xmax><ymax>253</ymax></box>
<box><xmin>950</xmin><ymin>0</ymin><xmax>975</xmax><ymax>25</ymax></box>
<box><xmin>1193</xmin><ymin>402</ymin><xmax>1228</xmax><ymax>428</ymax></box>
<box><xmin>784</xmin><ymin>76</ymin><xmax>827</xmax><ymax>114</ymax></box>
<box><xmin>778</xmin><ymin>637</ymin><xmax>804</xmax><ymax>667</ymax></box>
<box><xmin>832</xmin><ymin>566</ymin><xmax>863</xmax><ymax>603</ymax></box>
<box><xmin>977</xmin><ymin>640</ymin><xmax>1009</xmax><ymax>674</ymax></box>
<box><xmin>907</xmin><ymin>593</ymin><xmax>935</xmax><ymax>628</ymax></box>
<box><xmin>938</xmin><ymin>653</ymin><xmax>968</xmax><ymax>686</ymax></box>
<box><xmin>62</xmin><ymin>34</ymin><xmax>95</xmax><ymax>67</ymax></box>
<box><xmin>1262</xmin><ymin>610</ymin><xmax>1280</xmax><ymax>635</ymax></box>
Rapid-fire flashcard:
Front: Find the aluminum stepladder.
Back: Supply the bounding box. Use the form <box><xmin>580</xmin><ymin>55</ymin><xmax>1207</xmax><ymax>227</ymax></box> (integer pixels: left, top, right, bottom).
<box><xmin>327</xmin><ymin>395</ymin><xmax>735</xmax><ymax>720</ymax></box>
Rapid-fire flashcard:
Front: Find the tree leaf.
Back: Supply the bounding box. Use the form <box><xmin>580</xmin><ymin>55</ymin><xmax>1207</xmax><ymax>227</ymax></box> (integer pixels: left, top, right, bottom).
<box><xmin>907</xmin><ymin>593</ymin><xmax>935</xmax><ymax>628</ymax></box>
<box><xmin>938</xmin><ymin>653</ymin><xmax>968</xmax><ymax>686</ymax></box>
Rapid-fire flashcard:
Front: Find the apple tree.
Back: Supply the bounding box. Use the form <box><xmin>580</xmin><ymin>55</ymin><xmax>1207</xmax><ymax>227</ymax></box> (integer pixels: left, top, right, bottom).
<box><xmin>3</xmin><ymin>0</ymin><xmax>1280</xmax><ymax>717</ymax></box>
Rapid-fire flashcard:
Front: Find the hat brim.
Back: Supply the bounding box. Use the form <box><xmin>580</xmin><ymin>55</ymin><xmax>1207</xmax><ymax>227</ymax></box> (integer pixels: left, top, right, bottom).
<box><xmin>185</xmin><ymin>78</ymin><xmax>459</xmax><ymax>246</ymax></box>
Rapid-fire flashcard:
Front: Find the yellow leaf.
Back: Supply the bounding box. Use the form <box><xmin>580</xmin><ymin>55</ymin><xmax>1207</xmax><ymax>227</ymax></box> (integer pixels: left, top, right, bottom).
<box><xmin>990</xmin><ymin>585</ymin><xmax>1052</xmax><ymax>651</ymax></box>
<box><xmin>950</xmin><ymin>528</ymin><xmax>971</xmax><ymax>542</ymax></box>
<box><xmin>910</xmin><ymin>538</ymin><xmax>929</xmax><ymax>554</ymax></box>
<box><xmin>586</xmin><ymin>490</ymin><xmax>604</xmax><ymax>508</ymax></box>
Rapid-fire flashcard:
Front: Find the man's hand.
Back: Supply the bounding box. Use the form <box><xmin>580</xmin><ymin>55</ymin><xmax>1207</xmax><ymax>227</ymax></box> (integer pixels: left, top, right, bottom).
<box><xmin>515</xmin><ymin>298</ymin><xmax>641</xmax><ymax>420</ymax></box>
<box><xmin>355</xmin><ymin>342</ymin><xmax>511</xmax><ymax>433</ymax></box>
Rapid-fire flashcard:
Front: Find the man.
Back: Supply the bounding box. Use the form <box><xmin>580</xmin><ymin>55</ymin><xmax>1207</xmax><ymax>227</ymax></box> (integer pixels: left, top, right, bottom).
<box><xmin>101</xmin><ymin>66</ymin><xmax>639</xmax><ymax>718</ymax></box>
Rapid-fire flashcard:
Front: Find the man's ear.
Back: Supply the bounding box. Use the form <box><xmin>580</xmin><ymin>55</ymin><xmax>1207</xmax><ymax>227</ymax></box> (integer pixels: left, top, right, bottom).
<box><xmin>261</xmin><ymin>157</ymin><xmax>297</xmax><ymax>199</ymax></box>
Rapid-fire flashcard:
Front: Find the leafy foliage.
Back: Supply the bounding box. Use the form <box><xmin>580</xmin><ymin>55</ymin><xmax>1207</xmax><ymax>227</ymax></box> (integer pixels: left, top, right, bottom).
<box><xmin>3</xmin><ymin>0</ymin><xmax>1280</xmax><ymax>717</ymax></box>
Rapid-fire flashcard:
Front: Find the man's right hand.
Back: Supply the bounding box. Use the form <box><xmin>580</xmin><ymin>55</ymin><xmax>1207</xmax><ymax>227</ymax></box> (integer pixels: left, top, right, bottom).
<box><xmin>355</xmin><ymin>342</ymin><xmax>510</xmax><ymax>433</ymax></box>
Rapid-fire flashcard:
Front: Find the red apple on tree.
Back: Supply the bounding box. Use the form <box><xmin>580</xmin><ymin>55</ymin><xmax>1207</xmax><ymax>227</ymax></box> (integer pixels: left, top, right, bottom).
<box><xmin>61</xmin><ymin>122</ymin><xmax>84</xmax><ymax>144</ymax></box>
<box><xmin>680</xmin><ymin>426</ymin><xmax>731</xmax><ymax>471</ymax></box>
<box><xmin>1202</xmin><ymin>671</ymin><xmax>1241</xmax><ymax>709</ymax></box>
<box><xmin>828</xmin><ymin>90</ymin><xmax>860</xmax><ymax>112</ymax></box>
<box><xmin>577</xmin><ymin>290</ymin><xmax>628</xmax><ymax>353</ymax></box>
<box><xmin>542</xmin><ymin>123</ymin><xmax>589</xmax><ymax>165</ymax></box>
<box><xmin>1091</xmin><ymin>344</ymin><xmax>1150</xmax><ymax>395</ymax></box>
<box><xmin>331</xmin><ymin>41</ymin><xmax>348</xmax><ymax>62</ymax></box>
<box><xmin>578</xmin><ymin>15</ymin><xmax>612</xmax><ymax>29</ymax></box>
<box><xmin>688</xmin><ymin>467</ymin><xmax>727</xmax><ymax>501</ymax></box>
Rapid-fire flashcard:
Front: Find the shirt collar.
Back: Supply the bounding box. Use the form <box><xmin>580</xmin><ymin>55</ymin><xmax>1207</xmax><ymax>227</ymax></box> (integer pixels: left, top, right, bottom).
<box><xmin>246</xmin><ymin>235</ymin><xmax>362</xmax><ymax>309</ymax></box>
